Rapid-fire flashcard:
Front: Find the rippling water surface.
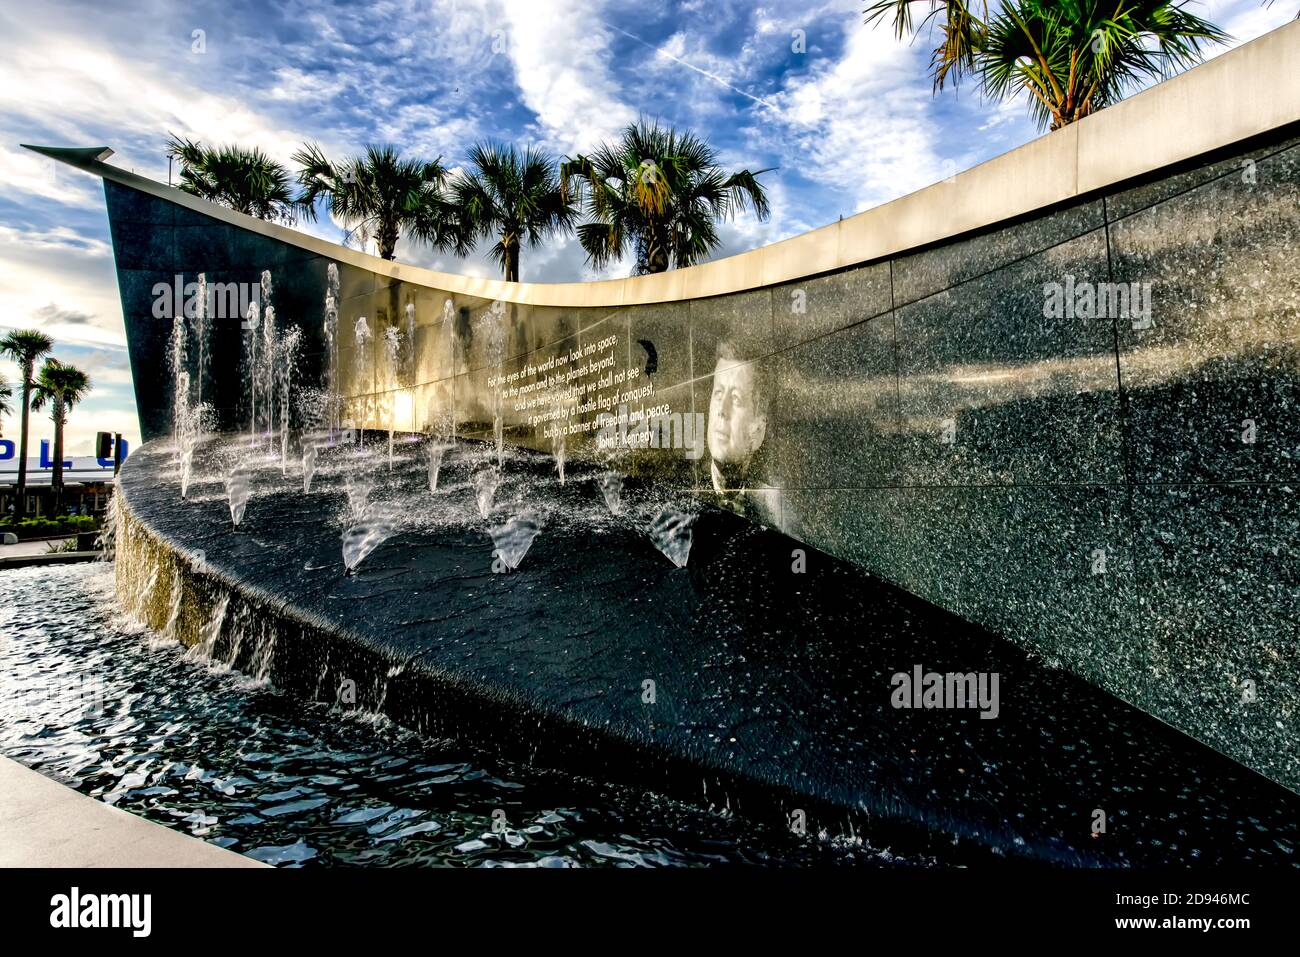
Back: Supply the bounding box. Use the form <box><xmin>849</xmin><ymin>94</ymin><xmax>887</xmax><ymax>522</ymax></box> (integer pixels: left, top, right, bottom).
<box><xmin>0</xmin><ymin>562</ymin><xmax>909</xmax><ymax>867</ymax></box>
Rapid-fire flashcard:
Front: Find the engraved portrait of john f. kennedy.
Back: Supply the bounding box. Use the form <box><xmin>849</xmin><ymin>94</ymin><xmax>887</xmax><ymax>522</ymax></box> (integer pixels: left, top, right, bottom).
<box><xmin>706</xmin><ymin>340</ymin><xmax>779</xmax><ymax>523</ymax></box>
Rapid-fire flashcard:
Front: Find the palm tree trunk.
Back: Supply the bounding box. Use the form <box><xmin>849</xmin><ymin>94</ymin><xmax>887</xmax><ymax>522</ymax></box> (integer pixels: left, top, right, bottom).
<box><xmin>379</xmin><ymin>222</ymin><xmax>398</xmax><ymax>261</ymax></box>
<box><xmin>646</xmin><ymin>229</ymin><xmax>671</xmax><ymax>274</ymax></box>
<box><xmin>14</xmin><ymin>374</ymin><xmax>31</xmax><ymax>520</ymax></box>
<box><xmin>506</xmin><ymin>242</ymin><xmax>519</xmax><ymax>283</ymax></box>
<box><xmin>51</xmin><ymin>398</ymin><xmax>64</xmax><ymax>517</ymax></box>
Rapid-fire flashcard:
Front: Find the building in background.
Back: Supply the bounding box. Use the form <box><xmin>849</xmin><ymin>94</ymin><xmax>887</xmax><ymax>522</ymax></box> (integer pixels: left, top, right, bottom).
<box><xmin>0</xmin><ymin>437</ymin><xmax>128</xmax><ymax>518</ymax></box>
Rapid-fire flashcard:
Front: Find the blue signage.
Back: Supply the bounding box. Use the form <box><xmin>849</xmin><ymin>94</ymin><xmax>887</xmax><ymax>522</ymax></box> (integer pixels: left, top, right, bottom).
<box><xmin>40</xmin><ymin>439</ymin><xmax>73</xmax><ymax>469</ymax></box>
<box><xmin>0</xmin><ymin>437</ymin><xmax>128</xmax><ymax>475</ymax></box>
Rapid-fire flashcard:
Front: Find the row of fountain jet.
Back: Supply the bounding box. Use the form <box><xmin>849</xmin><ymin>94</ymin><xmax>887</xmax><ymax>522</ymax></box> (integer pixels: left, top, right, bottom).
<box><xmin>168</xmin><ymin>265</ymin><xmax>695</xmax><ymax>577</ymax></box>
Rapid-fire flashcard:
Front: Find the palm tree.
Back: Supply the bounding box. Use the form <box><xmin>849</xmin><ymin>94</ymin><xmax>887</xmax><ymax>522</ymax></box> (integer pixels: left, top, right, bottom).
<box><xmin>166</xmin><ymin>136</ymin><xmax>304</xmax><ymax>223</ymax></box>
<box><xmin>561</xmin><ymin>120</ymin><xmax>771</xmax><ymax>275</ymax></box>
<box><xmin>864</xmin><ymin>2</ymin><xmax>1228</xmax><ymax>131</ymax></box>
<box><xmin>0</xmin><ymin>329</ymin><xmax>54</xmax><ymax>519</ymax></box>
<box><xmin>0</xmin><ymin>373</ymin><xmax>11</xmax><ymax>424</ymax></box>
<box><xmin>450</xmin><ymin>143</ymin><xmax>576</xmax><ymax>282</ymax></box>
<box><xmin>293</xmin><ymin>143</ymin><xmax>456</xmax><ymax>261</ymax></box>
<box><xmin>30</xmin><ymin>359</ymin><xmax>91</xmax><ymax>518</ymax></box>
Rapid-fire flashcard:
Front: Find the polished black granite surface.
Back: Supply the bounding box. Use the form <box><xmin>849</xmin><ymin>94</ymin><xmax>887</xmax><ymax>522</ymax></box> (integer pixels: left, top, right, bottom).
<box><xmin>117</xmin><ymin>437</ymin><xmax>1299</xmax><ymax>866</ymax></box>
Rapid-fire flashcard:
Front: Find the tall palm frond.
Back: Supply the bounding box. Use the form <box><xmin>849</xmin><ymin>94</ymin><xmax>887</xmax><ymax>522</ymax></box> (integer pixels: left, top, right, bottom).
<box><xmin>30</xmin><ymin>359</ymin><xmax>92</xmax><ymax>418</ymax></box>
<box><xmin>451</xmin><ymin>142</ymin><xmax>576</xmax><ymax>282</ymax></box>
<box><xmin>561</xmin><ymin>120</ymin><xmax>772</xmax><ymax>275</ymax></box>
<box><xmin>29</xmin><ymin>358</ymin><xmax>91</xmax><ymax>516</ymax></box>
<box><xmin>293</xmin><ymin>143</ymin><xmax>455</xmax><ymax>261</ymax></box>
<box><xmin>0</xmin><ymin>372</ymin><xmax>12</xmax><ymax>423</ymax></box>
<box><xmin>864</xmin><ymin>1</ymin><xmax>1229</xmax><ymax>130</ymax></box>
<box><xmin>167</xmin><ymin>135</ymin><xmax>305</xmax><ymax>223</ymax></box>
<box><xmin>0</xmin><ymin>329</ymin><xmax>54</xmax><ymax>518</ymax></box>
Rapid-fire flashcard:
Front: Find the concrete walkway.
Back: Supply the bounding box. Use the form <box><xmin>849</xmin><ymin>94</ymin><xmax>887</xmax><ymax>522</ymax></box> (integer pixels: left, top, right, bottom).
<box><xmin>0</xmin><ymin>757</ymin><xmax>266</xmax><ymax>867</ymax></box>
<box><xmin>0</xmin><ymin>536</ymin><xmax>75</xmax><ymax>558</ymax></box>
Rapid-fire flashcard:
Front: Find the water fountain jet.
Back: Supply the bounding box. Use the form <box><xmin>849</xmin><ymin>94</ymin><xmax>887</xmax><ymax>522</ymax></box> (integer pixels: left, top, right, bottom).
<box><xmin>487</xmin><ymin>510</ymin><xmax>542</xmax><ymax>571</ymax></box>
<box><xmin>647</xmin><ymin>507</ymin><xmax>695</xmax><ymax>568</ymax></box>
<box><xmin>597</xmin><ymin>472</ymin><xmax>624</xmax><ymax>516</ymax></box>
<box><xmin>473</xmin><ymin>468</ymin><xmax>501</xmax><ymax>519</ymax></box>
<box><xmin>227</xmin><ymin>468</ymin><xmax>251</xmax><ymax>527</ymax></box>
<box><xmin>425</xmin><ymin>440</ymin><xmax>451</xmax><ymax>492</ymax></box>
<box><xmin>342</xmin><ymin>505</ymin><xmax>399</xmax><ymax>575</ymax></box>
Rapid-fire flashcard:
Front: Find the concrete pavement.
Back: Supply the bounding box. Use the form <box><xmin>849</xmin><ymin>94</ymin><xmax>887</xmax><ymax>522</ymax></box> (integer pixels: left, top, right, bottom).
<box><xmin>0</xmin><ymin>756</ymin><xmax>266</xmax><ymax>868</ymax></box>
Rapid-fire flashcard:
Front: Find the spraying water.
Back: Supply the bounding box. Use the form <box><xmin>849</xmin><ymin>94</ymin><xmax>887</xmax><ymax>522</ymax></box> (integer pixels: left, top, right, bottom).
<box><xmin>345</xmin><ymin>474</ymin><xmax>373</xmax><ymax>525</ymax></box>
<box><xmin>194</xmin><ymin>272</ymin><xmax>208</xmax><ymax>407</ymax></box>
<box><xmin>259</xmin><ymin>302</ymin><xmax>277</xmax><ymax>446</ymax></box>
<box><xmin>244</xmin><ymin>300</ymin><xmax>260</xmax><ymax>441</ymax></box>
<box><xmin>383</xmin><ymin>326</ymin><xmax>402</xmax><ymax>470</ymax></box>
<box><xmin>647</xmin><ymin>507</ymin><xmax>694</xmax><ymax>568</ymax></box>
<box><xmin>597</xmin><ymin>472</ymin><xmax>624</xmax><ymax>516</ymax></box>
<box><xmin>303</xmin><ymin>442</ymin><xmax>319</xmax><ymax>494</ymax></box>
<box><xmin>227</xmin><ymin>468</ymin><xmax>251</xmax><ymax>527</ymax></box>
<box><xmin>483</xmin><ymin>301</ymin><xmax>507</xmax><ymax>468</ymax></box>
<box><xmin>552</xmin><ymin>428</ymin><xmax>566</xmax><ymax>485</ymax></box>
<box><xmin>277</xmin><ymin>326</ymin><xmax>303</xmax><ymax>475</ymax></box>
<box><xmin>169</xmin><ymin>311</ymin><xmax>189</xmax><ymax>458</ymax></box>
<box><xmin>353</xmin><ymin>316</ymin><xmax>371</xmax><ymax>449</ymax></box>
<box><xmin>473</xmin><ymin>468</ymin><xmax>501</xmax><ymax>519</ymax></box>
<box><xmin>488</xmin><ymin>510</ymin><xmax>542</xmax><ymax>571</ymax></box>
<box><xmin>441</xmin><ymin>298</ymin><xmax>455</xmax><ymax>365</ymax></box>
<box><xmin>404</xmin><ymin>302</ymin><xmax>416</xmax><ymax>382</ymax></box>
<box><xmin>494</xmin><ymin>411</ymin><xmax>505</xmax><ymax>469</ymax></box>
<box><xmin>425</xmin><ymin>441</ymin><xmax>450</xmax><ymax>492</ymax></box>
<box><xmin>177</xmin><ymin>396</ymin><xmax>213</xmax><ymax>500</ymax></box>
<box><xmin>323</xmin><ymin>263</ymin><xmax>340</xmax><ymax>435</ymax></box>
<box><xmin>243</xmin><ymin>270</ymin><xmax>279</xmax><ymax>447</ymax></box>
<box><xmin>342</xmin><ymin>504</ymin><xmax>399</xmax><ymax>575</ymax></box>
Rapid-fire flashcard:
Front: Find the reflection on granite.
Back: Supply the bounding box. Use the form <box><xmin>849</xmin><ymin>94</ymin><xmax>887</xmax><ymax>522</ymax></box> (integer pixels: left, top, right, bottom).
<box><xmin>174</xmin><ymin>224</ymin><xmax>233</xmax><ymax>271</ymax></box>
<box><xmin>1106</xmin><ymin>132</ymin><xmax>1300</xmax><ymax>222</ymax></box>
<box><xmin>772</xmin><ymin>263</ymin><xmax>891</xmax><ymax>342</ymax></box>
<box><xmin>1128</xmin><ymin>483</ymin><xmax>1299</xmax><ymax>788</ymax></box>
<box><xmin>690</xmin><ymin>289</ymin><xmax>775</xmax><ymax>376</ymax></box>
<box><xmin>892</xmin><ymin>198</ymin><xmax>1105</xmax><ymax>306</ymax></box>
<box><xmin>627</xmin><ymin>300</ymin><xmax>691</xmax><ymax>388</ymax></box>
<box><xmin>772</xmin><ymin>314</ymin><xmax>900</xmax><ymax>489</ymax></box>
<box><xmin>895</xmin><ymin>231</ymin><xmax>1122</xmax><ymax>486</ymax></box>
<box><xmin>106</xmin><ymin>214</ymin><xmax>173</xmax><ymax>270</ymax></box>
<box><xmin>1110</xmin><ymin>142</ymin><xmax>1300</xmax><ymax>483</ymax></box>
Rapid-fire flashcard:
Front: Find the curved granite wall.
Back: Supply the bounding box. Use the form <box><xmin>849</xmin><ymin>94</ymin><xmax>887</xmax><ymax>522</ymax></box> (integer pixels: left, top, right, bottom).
<box><xmin>100</xmin><ymin>124</ymin><xmax>1300</xmax><ymax>793</ymax></box>
<box><xmin>77</xmin><ymin>28</ymin><xmax>1300</xmax><ymax>792</ymax></box>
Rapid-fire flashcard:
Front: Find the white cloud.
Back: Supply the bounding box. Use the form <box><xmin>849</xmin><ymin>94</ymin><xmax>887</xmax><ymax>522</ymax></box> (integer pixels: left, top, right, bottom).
<box><xmin>0</xmin><ymin>224</ymin><xmax>124</xmax><ymax>348</ymax></box>
<box><xmin>497</xmin><ymin>0</ymin><xmax>636</xmax><ymax>153</ymax></box>
<box><xmin>1203</xmin><ymin>0</ymin><xmax>1298</xmax><ymax>56</ymax></box>
<box><xmin>765</xmin><ymin>16</ymin><xmax>946</xmax><ymax>215</ymax></box>
<box><xmin>0</xmin><ymin>147</ymin><xmax>103</xmax><ymax>209</ymax></box>
<box><xmin>0</xmin><ymin>11</ymin><xmax>317</xmax><ymax>182</ymax></box>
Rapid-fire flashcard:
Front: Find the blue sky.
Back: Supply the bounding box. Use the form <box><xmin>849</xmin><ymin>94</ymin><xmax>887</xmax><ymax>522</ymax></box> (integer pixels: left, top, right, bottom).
<box><xmin>0</xmin><ymin>0</ymin><xmax>1292</xmax><ymax>453</ymax></box>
